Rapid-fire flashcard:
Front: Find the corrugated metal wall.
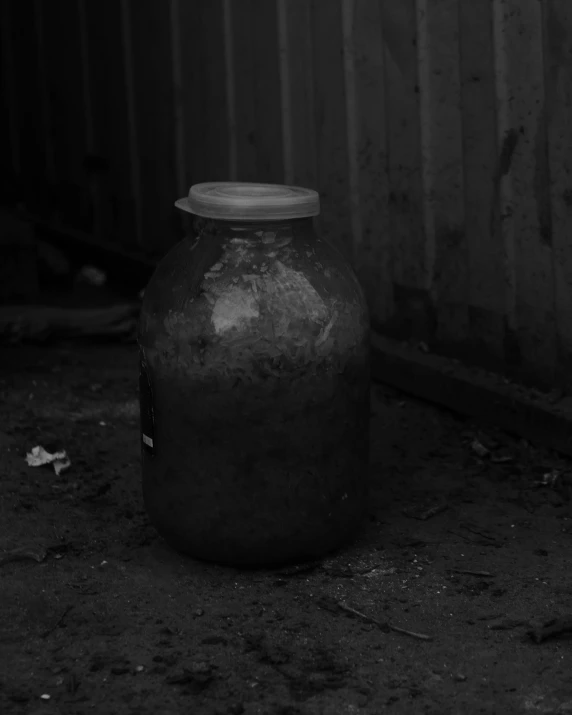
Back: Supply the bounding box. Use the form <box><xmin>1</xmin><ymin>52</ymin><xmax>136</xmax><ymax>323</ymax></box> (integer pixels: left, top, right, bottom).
<box><xmin>2</xmin><ymin>0</ymin><xmax>572</xmax><ymax>388</ymax></box>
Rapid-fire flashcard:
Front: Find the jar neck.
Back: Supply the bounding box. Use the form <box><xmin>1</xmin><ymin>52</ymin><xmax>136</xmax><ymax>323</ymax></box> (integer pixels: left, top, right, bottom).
<box><xmin>192</xmin><ymin>216</ymin><xmax>314</xmax><ymax>236</ymax></box>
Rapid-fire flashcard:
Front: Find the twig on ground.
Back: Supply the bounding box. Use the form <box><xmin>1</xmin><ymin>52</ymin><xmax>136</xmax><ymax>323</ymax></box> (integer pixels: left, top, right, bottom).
<box><xmin>41</xmin><ymin>605</ymin><xmax>73</xmax><ymax>639</ymax></box>
<box><xmin>450</xmin><ymin>569</ymin><xmax>494</xmax><ymax>577</ymax></box>
<box><xmin>335</xmin><ymin>601</ymin><xmax>389</xmax><ymax>631</ymax></box>
<box><xmin>447</xmin><ymin>529</ymin><xmax>499</xmax><ymax>548</ymax></box>
<box><xmin>460</xmin><ymin>523</ymin><xmax>498</xmax><ymax>542</ymax></box>
<box><xmin>447</xmin><ymin>529</ymin><xmax>474</xmax><ymax>543</ymax></box>
<box><xmin>402</xmin><ymin>503</ymin><xmax>448</xmax><ymax>521</ymax></box>
<box><xmin>316</xmin><ymin>596</ymin><xmax>433</xmax><ymax>641</ymax></box>
<box><xmin>387</xmin><ymin>623</ymin><xmax>434</xmax><ymax>641</ymax></box>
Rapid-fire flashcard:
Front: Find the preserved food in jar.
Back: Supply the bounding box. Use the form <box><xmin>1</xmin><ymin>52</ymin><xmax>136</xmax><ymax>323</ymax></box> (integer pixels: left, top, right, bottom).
<box><xmin>139</xmin><ymin>182</ymin><xmax>370</xmax><ymax>567</ymax></box>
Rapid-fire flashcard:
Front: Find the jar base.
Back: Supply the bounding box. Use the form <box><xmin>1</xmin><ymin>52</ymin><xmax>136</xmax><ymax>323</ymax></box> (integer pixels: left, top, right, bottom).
<box><xmin>149</xmin><ymin>514</ymin><xmax>366</xmax><ymax>569</ymax></box>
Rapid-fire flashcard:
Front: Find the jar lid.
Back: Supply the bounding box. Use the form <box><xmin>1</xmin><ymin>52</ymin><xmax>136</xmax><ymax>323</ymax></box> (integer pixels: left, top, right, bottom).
<box><xmin>175</xmin><ymin>182</ymin><xmax>320</xmax><ymax>221</ymax></box>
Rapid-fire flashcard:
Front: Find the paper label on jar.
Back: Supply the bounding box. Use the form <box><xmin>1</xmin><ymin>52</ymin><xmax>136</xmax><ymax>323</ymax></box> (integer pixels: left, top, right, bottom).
<box><xmin>139</xmin><ymin>349</ymin><xmax>155</xmax><ymax>456</ymax></box>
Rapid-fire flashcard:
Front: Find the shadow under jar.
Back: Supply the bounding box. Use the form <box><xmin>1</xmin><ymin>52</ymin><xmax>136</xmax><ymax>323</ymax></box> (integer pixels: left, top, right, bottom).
<box><xmin>139</xmin><ymin>182</ymin><xmax>371</xmax><ymax>567</ymax></box>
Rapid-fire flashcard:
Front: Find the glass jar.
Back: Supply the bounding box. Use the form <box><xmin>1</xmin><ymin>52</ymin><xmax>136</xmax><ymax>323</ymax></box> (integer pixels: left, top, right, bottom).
<box><xmin>139</xmin><ymin>182</ymin><xmax>370</xmax><ymax>567</ymax></box>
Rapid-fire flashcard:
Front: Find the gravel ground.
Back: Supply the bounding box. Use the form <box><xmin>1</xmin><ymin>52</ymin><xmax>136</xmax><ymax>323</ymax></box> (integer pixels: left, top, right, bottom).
<box><xmin>1</xmin><ymin>344</ymin><xmax>571</xmax><ymax>715</ymax></box>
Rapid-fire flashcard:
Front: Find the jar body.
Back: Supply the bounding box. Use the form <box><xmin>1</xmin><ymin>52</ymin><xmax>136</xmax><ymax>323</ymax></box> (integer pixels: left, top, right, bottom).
<box><xmin>139</xmin><ymin>217</ymin><xmax>370</xmax><ymax>567</ymax></box>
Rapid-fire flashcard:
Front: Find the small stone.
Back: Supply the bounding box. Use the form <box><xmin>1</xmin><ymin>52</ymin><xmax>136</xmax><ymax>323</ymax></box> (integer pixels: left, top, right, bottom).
<box><xmin>194</xmin><ymin>608</ymin><xmax>204</xmax><ymax>617</ymax></box>
<box><xmin>453</xmin><ymin>673</ymin><xmax>467</xmax><ymax>682</ymax></box>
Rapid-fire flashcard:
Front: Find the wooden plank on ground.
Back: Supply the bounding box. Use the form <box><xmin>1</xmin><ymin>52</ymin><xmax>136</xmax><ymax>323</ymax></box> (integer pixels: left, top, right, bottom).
<box><xmin>458</xmin><ymin>0</ymin><xmax>506</xmax><ymax>370</ymax></box>
<box><xmin>371</xmin><ymin>332</ymin><xmax>572</xmax><ymax>458</ymax></box>
<box><xmin>311</xmin><ymin>0</ymin><xmax>352</xmax><ymax>258</ymax></box>
<box><xmin>127</xmin><ymin>0</ymin><xmax>178</xmax><ymax>256</ymax></box>
<box><xmin>342</xmin><ymin>0</ymin><xmax>392</xmax><ymax>326</ymax></box>
<box><xmin>492</xmin><ymin>0</ymin><xmax>556</xmax><ymax>385</ymax></box>
<box><xmin>543</xmin><ymin>0</ymin><xmax>572</xmax><ymax>391</ymax></box>
<box><xmin>416</xmin><ymin>0</ymin><xmax>467</xmax><ymax>350</ymax></box>
<box><xmin>379</xmin><ymin>0</ymin><xmax>429</xmax><ymax>341</ymax></box>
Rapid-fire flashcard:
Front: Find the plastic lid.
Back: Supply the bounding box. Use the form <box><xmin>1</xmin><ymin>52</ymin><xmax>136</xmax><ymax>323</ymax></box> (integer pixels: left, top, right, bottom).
<box><xmin>174</xmin><ymin>182</ymin><xmax>320</xmax><ymax>221</ymax></box>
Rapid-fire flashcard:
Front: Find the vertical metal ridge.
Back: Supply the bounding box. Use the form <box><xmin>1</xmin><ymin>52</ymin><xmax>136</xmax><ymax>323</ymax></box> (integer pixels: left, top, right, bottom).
<box><xmin>120</xmin><ymin>0</ymin><xmax>143</xmax><ymax>246</ymax></box>
<box><xmin>2</xmin><ymin>0</ymin><xmax>20</xmax><ymax>177</ymax></box>
<box><xmin>169</xmin><ymin>0</ymin><xmax>187</xmax><ymax>197</ymax></box>
<box><xmin>77</xmin><ymin>0</ymin><xmax>94</xmax><ymax>153</ymax></box>
<box><xmin>341</xmin><ymin>0</ymin><xmax>363</xmax><ymax>263</ymax></box>
<box><xmin>415</xmin><ymin>0</ymin><xmax>435</xmax><ymax>295</ymax></box>
<box><xmin>223</xmin><ymin>0</ymin><xmax>238</xmax><ymax>181</ymax></box>
<box><xmin>34</xmin><ymin>0</ymin><xmax>56</xmax><ymax>190</ymax></box>
<box><xmin>277</xmin><ymin>0</ymin><xmax>294</xmax><ymax>185</ymax></box>
<box><xmin>492</xmin><ymin>0</ymin><xmax>517</xmax><ymax>332</ymax></box>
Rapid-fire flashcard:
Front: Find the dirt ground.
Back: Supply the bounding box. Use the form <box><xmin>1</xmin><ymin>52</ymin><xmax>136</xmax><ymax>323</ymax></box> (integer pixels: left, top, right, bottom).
<box><xmin>1</xmin><ymin>343</ymin><xmax>571</xmax><ymax>715</ymax></box>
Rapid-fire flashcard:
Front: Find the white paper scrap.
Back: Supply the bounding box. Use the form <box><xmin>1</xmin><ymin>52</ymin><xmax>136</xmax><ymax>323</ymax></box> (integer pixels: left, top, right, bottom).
<box><xmin>25</xmin><ymin>445</ymin><xmax>71</xmax><ymax>475</ymax></box>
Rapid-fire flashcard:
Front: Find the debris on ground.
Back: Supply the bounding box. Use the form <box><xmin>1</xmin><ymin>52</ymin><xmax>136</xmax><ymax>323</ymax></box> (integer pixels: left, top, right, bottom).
<box><xmin>76</xmin><ymin>265</ymin><xmax>107</xmax><ymax>287</ymax></box>
<box><xmin>488</xmin><ymin>617</ymin><xmax>528</xmax><ymax>631</ymax></box>
<box><xmin>0</xmin><ymin>545</ymin><xmax>47</xmax><ymax>566</ymax></box>
<box><xmin>3</xmin><ymin>344</ymin><xmax>572</xmax><ymax>712</ymax></box>
<box><xmin>528</xmin><ymin>616</ymin><xmax>572</xmax><ymax>644</ymax></box>
<box><xmin>166</xmin><ymin>661</ymin><xmax>216</xmax><ymax>687</ymax></box>
<box><xmin>318</xmin><ymin>559</ymin><xmax>393</xmax><ymax>578</ymax></box>
<box><xmin>402</xmin><ymin>502</ymin><xmax>448</xmax><ymax>521</ymax></box>
<box><xmin>470</xmin><ymin>437</ymin><xmax>490</xmax><ymax>459</ymax></box>
<box><xmin>532</xmin><ymin>469</ymin><xmax>572</xmax><ymax>504</ymax></box>
<box><xmin>490</xmin><ymin>452</ymin><xmax>514</xmax><ymax>464</ymax></box>
<box><xmin>464</xmin><ymin>431</ymin><xmax>514</xmax><ymax>463</ymax></box>
<box><xmin>535</xmin><ymin>470</ymin><xmax>562</xmax><ymax>488</ymax></box>
<box><xmin>25</xmin><ymin>445</ymin><xmax>71</xmax><ymax>475</ymax></box>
